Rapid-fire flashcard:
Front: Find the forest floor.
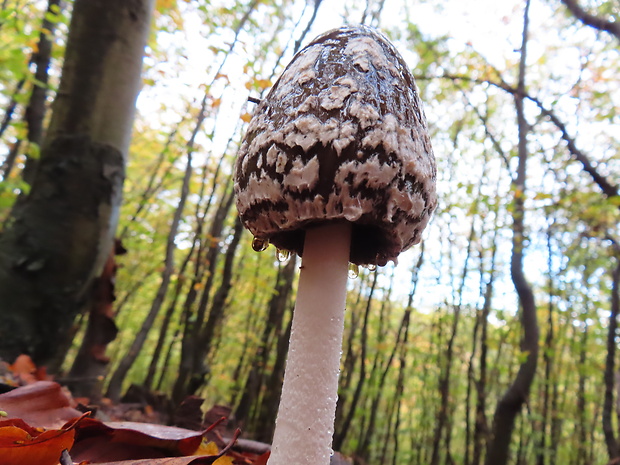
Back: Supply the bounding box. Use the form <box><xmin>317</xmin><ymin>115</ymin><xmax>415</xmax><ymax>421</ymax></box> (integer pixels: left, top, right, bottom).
<box><xmin>0</xmin><ymin>355</ymin><xmax>351</xmax><ymax>465</ymax></box>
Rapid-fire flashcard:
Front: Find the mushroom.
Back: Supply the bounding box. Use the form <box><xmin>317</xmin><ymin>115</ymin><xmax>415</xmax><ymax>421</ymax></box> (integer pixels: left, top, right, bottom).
<box><xmin>234</xmin><ymin>25</ymin><xmax>437</xmax><ymax>465</ymax></box>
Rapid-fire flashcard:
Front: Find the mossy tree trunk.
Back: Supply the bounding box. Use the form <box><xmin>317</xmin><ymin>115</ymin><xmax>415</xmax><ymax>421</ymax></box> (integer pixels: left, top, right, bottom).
<box><xmin>0</xmin><ymin>0</ymin><xmax>154</xmax><ymax>367</ymax></box>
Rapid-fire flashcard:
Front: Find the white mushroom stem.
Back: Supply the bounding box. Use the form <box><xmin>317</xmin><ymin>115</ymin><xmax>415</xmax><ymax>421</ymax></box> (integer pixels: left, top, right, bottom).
<box><xmin>268</xmin><ymin>221</ymin><xmax>352</xmax><ymax>465</ymax></box>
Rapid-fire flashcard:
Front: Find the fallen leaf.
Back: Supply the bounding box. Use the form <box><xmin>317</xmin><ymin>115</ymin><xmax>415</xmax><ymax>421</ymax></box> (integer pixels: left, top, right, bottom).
<box><xmin>0</xmin><ymin>427</ymin><xmax>75</xmax><ymax>465</ymax></box>
<box><xmin>0</xmin><ymin>412</ymin><xmax>86</xmax><ymax>465</ymax></box>
<box><xmin>212</xmin><ymin>456</ymin><xmax>234</xmax><ymax>465</ymax></box>
<box><xmin>8</xmin><ymin>355</ymin><xmax>48</xmax><ymax>385</ymax></box>
<box><xmin>194</xmin><ymin>440</ymin><xmax>219</xmax><ymax>456</ymax></box>
<box><xmin>80</xmin><ymin>457</ymin><xmax>236</xmax><ymax>465</ymax></box>
<box><xmin>71</xmin><ymin>417</ymin><xmax>208</xmax><ymax>462</ymax></box>
<box><xmin>254</xmin><ymin>451</ymin><xmax>270</xmax><ymax>465</ymax></box>
<box><xmin>0</xmin><ymin>381</ymin><xmax>82</xmax><ymax>429</ymax></box>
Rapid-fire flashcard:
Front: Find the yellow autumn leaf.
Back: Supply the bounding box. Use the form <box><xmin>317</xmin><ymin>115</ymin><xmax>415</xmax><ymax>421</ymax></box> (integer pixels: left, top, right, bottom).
<box><xmin>28</xmin><ymin>40</ymin><xmax>39</xmax><ymax>54</ymax></box>
<box><xmin>192</xmin><ymin>440</ymin><xmax>234</xmax><ymax>463</ymax></box>
<box><xmin>255</xmin><ymin>78</ymin><xmax>272</xmax><ymax>89</ymax></box>
<box><xmin>213</xmin><ymin>456</ymin><xmax>234</xmax><ymax>465</ymax></box>
<box><xmin>240</xmin><ymin>113</ymin><xmax>252</xmax><ymax>123</ymax></box>
<box><xmin>156</xmin><ymin>0</ymin><xmax>176</xmax><ymax>10</ymax></box>
<box><xmin>194</xmin><ymin>440</ymin><xmax>219</xmax><ymax>456</ymax></box>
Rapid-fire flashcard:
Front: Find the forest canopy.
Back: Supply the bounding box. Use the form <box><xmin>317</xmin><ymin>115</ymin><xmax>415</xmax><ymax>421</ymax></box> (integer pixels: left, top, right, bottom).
<box><xmin>0</xmin><ymin>1</ymin><xmax>619</xmax><ymax>464</ymax></box>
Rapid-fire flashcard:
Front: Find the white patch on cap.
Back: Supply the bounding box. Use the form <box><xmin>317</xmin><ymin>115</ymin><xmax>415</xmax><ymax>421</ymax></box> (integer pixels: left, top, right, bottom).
<box><xmin>284</xmin><ymin>132</ymin><xmax>317</xmax><ymax>151</ymax></box>
<box><xmin>348</xmin><ymin>100</ymin><xmax>380</xmax><ymax>129</ymax></box>
<box><xmin>319</xmin><ymin>85</ymin><xmax>354</xmax><ymax>111</ymax></box>
<box><xmin>283</xmin><ymin>156</ymin><xmax>320</xmax><ymax>192</ymax></box>
<box><xmin>276</xmin><ymin>150</ymin><xmax>288</xmax><ymax>174</ymax></box>
<box><xmin>318</xmin><ymin>118</ymin><xmax>341</xmax><ymax>146</ymax></box>
<box><xmin>334</xmin><ymin>76</ymin><xmax>358</xmax><ymax>90</ymax></box>
<box><xmin>243</xmin><ymin>173</ymin><xmax>282</xmax><ymax>204</ymax></box>
<box><xmin>271</xmin><ymin>46</ymin><xmax>321</xmax><ymax>101</ymax></box>
<box><xmin>297</xmin><ymin>67</ymin><xmax>316</xmax><ymax>86</ymax></box>
<box><xmin>298</xmin><ymin>96</ymin><xmax>319</xmax><ymax>114</ymax></box>
<box><xmin>344</xmin><ymin>36</ymin><xmax>400</xmax><ymax>77</ymax></box>
<box><xmin>333</xmin><ymin>121</ymin><xmax>357</xmax><ymax>155</ymax></box>
<box><xmin>361</xmin><ymin>114</ymin><xmax>400</xmax><ymax>152</ymax></box>
<box><xmin>294</xmin><ymin>114</ymin><xmax>322</xmax><ymax>134</ymax></box>
<box><xmin>351</xmin><ymin>155</ymin><xmax>399</xmax><ymax>189</ymax></box>
<box><xmin>266</xmin><ymin>145</ymin><xmax>279</xmax><ymax>167</ymax></box>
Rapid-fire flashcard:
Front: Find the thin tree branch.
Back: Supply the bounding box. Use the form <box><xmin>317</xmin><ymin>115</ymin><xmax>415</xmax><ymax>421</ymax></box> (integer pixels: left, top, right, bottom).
<box><xmin>526</xmin><ymin>94</ymin><xmax>619</xmax><ymax>200</ymax></box>
<box><xmin>560</xmin><ymin>0</ymin><xmax>620</xmax><ymax>40</ymax></box>
<box><xmin>0</xmin><ymin>80</ymin><xmax>26</xmax><ymax>141</ymax></box>
<box><xmin>294</xmin><ymin>0</ymin><xmax>323</xmax><ymax>54</ymax></box>
<box><xmin>417</xmin><ymin>72</ymin><xmax>619</xmax><ymax>203</ymax></box>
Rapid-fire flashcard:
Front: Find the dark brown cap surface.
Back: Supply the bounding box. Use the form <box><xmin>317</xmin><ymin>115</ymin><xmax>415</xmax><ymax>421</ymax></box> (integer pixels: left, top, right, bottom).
<box><xmin>234</xmin><ymin>25</ymin><xmax>437</xmax><ymax>266</ymax></box>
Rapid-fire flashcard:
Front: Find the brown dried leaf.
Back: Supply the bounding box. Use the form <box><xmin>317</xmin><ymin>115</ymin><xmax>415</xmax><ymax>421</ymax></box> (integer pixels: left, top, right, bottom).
<box><xmin>0</xmin><ymin>381</ymin><xmax>82</xmax><ymax>429</ymax></box>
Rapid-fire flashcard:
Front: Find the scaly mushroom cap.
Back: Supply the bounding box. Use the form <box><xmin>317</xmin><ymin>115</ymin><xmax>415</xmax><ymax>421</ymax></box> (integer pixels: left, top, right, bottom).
<box><xmin>234</xmin><ymin>25</ymin><xmax>437</xmax><ymax>266</ymax></box>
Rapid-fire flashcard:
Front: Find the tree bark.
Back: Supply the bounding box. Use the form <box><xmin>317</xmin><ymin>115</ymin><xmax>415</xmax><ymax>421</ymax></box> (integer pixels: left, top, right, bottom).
<box><xmin>0</xmin><ymin>0</ymin><xmax>154</xmax><ymax>367</ymax></box>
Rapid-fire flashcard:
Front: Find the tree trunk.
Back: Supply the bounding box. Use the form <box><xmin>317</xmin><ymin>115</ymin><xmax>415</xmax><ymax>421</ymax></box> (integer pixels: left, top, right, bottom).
<box><xmin>431</xmin><ymin>213</ymin><xmax>476</xmax><ymax>465</ymax></box>
<box><xmin>359</xmin><ymin>299</ymin><xmax>407</xmax><ymax>462</ymax></box>
<box><xmin>106</xmin><ymin>146</ymin><xmax>194</xmax><ymax>402</ymax></box>
<box><xmin>172</xmin><ymin>184</ymin><xmax>235</xmax><ymax>404</ymax></box>
<box><xmin>603</xmin><ymin>257</ymin><xmax>620</xmax><ymax>459</ymax></box>
<box><xmin>485</xmin><ymin>1</ymin><xmax>539</xmax><ymax>463</ymax></box>
<box><xmin>0</xmin><ymin>0</ymin><xmax>154</xmax><ymax>367</ymax></box>
<box><xmin>333</xmin><ymin>271</ymin><xmax>377</xmax><ymax>451</ymax></box>
<box><xmin>66</xmin><ymin>239</ymin><xmax>126</xmax><ymax>399</ymax></box>
<box><xmin>0</xmin><ymin>0</ymin><xmax>61</xmax><ymax>181</ymax></box>
<box><xmin>21</xmin><ymin>0</ymin><xmax>62</xmax><ymax>183</ymax></box>
<box><xmin>357</xmin><ymin>270</ymin><xmax>395</xmax><ymax>461</ymax></box>
<box><xmin>185</xmin><ymin>215</ymin><xmax>244</xmax><ymax>396</ymax></box>
<box><xmin>536</xmin><ymin>226</ymin><xmax>557</xmax><ymax>465</ymax></box>
<box><xmin>142</xmin><ymin>245</ymin><xmax>195</xmax><ymax>390</ymax></box>
<box><xmin>235</xmin><ymin>257</ymin><xmax>296</xmax><ymax>431</ymax></box>
<box><xmin>576</xmin><ymin>319</ymin><xmax>588</xmax><ymax>465</ymax></box>
<box><xmin>254</xmin><ymin>303</ymin><xmax>295</xmax><ymax>443</ymax></box>
<box><xmin>334</xmin><ymin>273</ymin><xmax>366</xmax><ymax>435</ymax></box>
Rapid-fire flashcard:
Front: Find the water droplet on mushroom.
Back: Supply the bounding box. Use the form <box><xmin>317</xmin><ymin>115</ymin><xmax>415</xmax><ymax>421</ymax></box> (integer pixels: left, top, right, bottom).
<box><xmin>252</xmin><ymin>237</ymin><xmax>269</xmax><ymax>252</ymax></box>
<box><xmin>276</xmin><ymin>248</ymin><xmax>290</xmax><ymax>262</ymax></box>
<box><xmin>348</xmin><ymin>263</ymin><xmax>359</xmax><ymax>279</ymax></box>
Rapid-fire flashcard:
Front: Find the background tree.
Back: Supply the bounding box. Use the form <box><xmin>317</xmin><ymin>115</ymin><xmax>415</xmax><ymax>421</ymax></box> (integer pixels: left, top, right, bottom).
<box><xmin>0</xmin><ymin>0</ymin><xmax>155</xmax><ymax>366</ymax></box>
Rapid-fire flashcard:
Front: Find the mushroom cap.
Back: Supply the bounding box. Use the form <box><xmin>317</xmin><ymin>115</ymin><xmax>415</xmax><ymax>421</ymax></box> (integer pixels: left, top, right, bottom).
<box><xmin>234</xmin><ymin>25</ymin><xmax>437</xmax><ymax>266</ymax></box>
